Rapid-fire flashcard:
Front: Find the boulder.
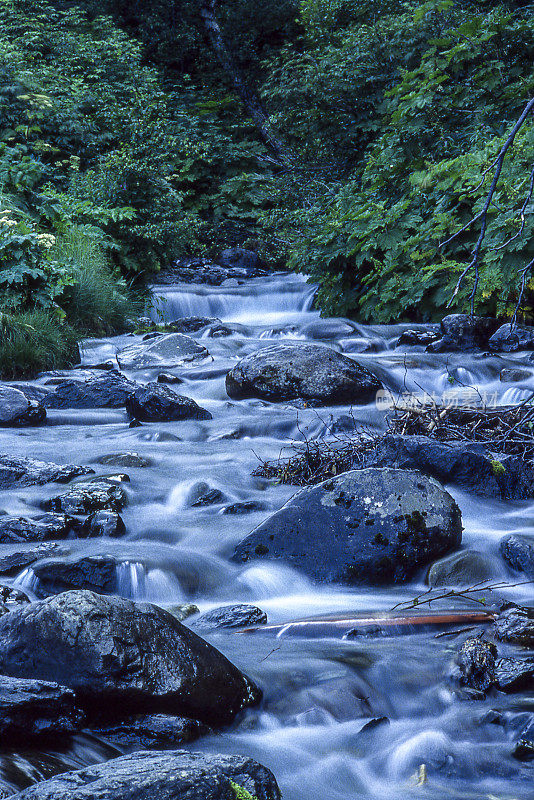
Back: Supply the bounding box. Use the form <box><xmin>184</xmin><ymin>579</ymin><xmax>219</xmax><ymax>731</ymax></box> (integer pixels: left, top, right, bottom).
<box><xmin>489</xmin><ymin>323</ymin><xmax>534</xmax><ymax>352</ymax></box>
<box><xmin>500</xmin><ymin>534</ymin><xmax>534</xmax><ymax>578</ymax></box>
<box><xmin>0</xmin><ymin>514</ymin><xmax>74</xmax><ymax>544</ymax></box>
<box><xmin>0</xmin><ymin>454</ymin><xmax>91</xmax><ymax>490</ymax></box>
<box><xmin>364</xmin><ymin>434</ymin><xmax>534</xmax><ymax>500</ymax></box>
<box><xmin>42</xmin><ymin>372</ymin><xmax>137</xmax><ymax>409</ymax></box>
<box><xmin>428</xmin><ymin>550</ymin><xmax>502</xmax><ymax>588</ymax></box>
<box><xmin>0</xmin><ymin>590</ymin><xmax>260</xmax><ymax>725</ymax></box>
<box><xmin>165</xmin><ymin>317</ymin><xmax>221</xmax><ymax>334</ymax></box>
<box><xmin>168</xmin><ymin>603</ymin><xmax>200</xmax><ymax>622</ymax></box>
<box><xmin>0</xmin><ymin>585</ymin><xmax>30</xmax><ymax>608</ymax></box>
<box><xmin>396</xmin><ymin>328</ymin><xmax>440</xmax><ymax>347</ymax></box>
<box><xmin>223</xmin><ymin>500</ymin><xmax>267</xmax><ymax>515</ymax></box>
<box><xmin>96</xmin><ymin>452</ymin><xmax>151</xmax><ymax>468</ymax></box>
<box><xmin>194</xmin><ymin>604</ymin><xmax>268</xmax><ymax>631</ymax></box>
<box><xmin>191</xmin><ymin>488</ymin><xmax>225</xmax><ymax>507</ymax></box>
<box><xmin>500</xmin><ymin>367</ymin><xmax>533</xmax><ymax>383</ymax></box>
<box><xmin>494</xmin><ymin>605</ymin><xmax>534</xmax><ymax>647</ymax></box>
<box><xmin>495</xmin><ymin>657</ymin><xmax>534</xmax><ymax>692</ymax></box>
<box><xmin>90</xmin><ymin>714</ymin><xmax>210</xmax><ymax>749</ymax></box>
<box><xmin>117</xmin><ymin>333</ymin><xmax>208</xmax><ymax>370</ymax></box>
<box><xmin>80</xmin><ymin>511</ymin><xmax>126</xmax><ymax>538</ymax></box>
<box><xmin>0</xmin><ymin>386</ymin><xmax>46</xmax><ymax>427</ymax></box>
<box><xmin>226</xmin><ymin>343</ymin><xmax>382</xmax><ymax>405</ymax></box>
<box><xmin>6</xmin><ymin>751</ymin><xmax>281</xmax><ymax>800</ymax></box>
<box><xmin>233</xmin><ymin>468</ymin><xmax>462</xmax><ymax>585</ymax></box>
<box><xmin>0</xmin><ymin>676</ymin><xmax>84</xmax><ymax>742</ymax></box>
<box><xmin>42</xmin><ymin>479</ymin><xmax>127</xmax><ymax>515</ymax></box>
<box><xmin>456</xmin><ymin>638</ymin><xmax>497</xmax><ymax>692</ymax></box>
<box><xmin>0</xmin><ymin>542</ymin><xmax>70</xmax><ymax>576</ymax></box>
<box><xmin>218</xmin><ymin>247</ymin><xmax>263</xmax><ymax>273</ymax></box>
<box><xmin>31</xmin><ymin>554</ymin><xmax>119</xmax><ymax>597</ymax></box>
<box><xmin>125</xmin><ymin>383</ymin><xmax>212</xmax><ymax>422</ymax></box>
<box><xmin>427</xmin><ymin>314</ymin><xmax>499</xmax><ymax>353</ymax></box>
<box><xmin>157</xmin><ymin>372</ymin><xmax>183</xmax><ymax>384</ymax></box>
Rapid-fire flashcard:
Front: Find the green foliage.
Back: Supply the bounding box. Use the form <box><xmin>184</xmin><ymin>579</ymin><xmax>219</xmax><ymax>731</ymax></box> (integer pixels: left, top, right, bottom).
<box><xmin>0</xmin><ymin>309</ymin><xmax>78</xmax><ymax>378</ymax></box>
<box><xmin>229</xmin><ymin>782</ymin><xmax>258</xmax><ymax>800</ymax></box>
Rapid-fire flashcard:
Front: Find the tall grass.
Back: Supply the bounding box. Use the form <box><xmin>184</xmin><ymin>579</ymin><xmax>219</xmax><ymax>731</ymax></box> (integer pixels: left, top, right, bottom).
<box><xmin>0</xmin><ymin>310</ymin><xmax>79</xmax><ymax>379</ymax></box>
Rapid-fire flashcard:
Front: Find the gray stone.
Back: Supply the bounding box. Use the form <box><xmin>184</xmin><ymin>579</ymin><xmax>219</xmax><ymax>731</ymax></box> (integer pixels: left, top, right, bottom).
<box><xmin>42</xmin><ymin>479</ymin><xmax>127</xmax><ymax>514</ymax></box>
<box><xmin>456</xmin><ymin>638</ymin><xmax>497</xmax><ymax>692</ymax></box>
<box><xmin>495</xmin><ymin>657</ymin><xmax>534</xmax><ymax>692</ymax></box>
<box><xmin>494</xmin><ymin>605</ymin><xmax>534</xmax><ymax>647</ymax></box>
<box><xmin>0</xmin><ymin>514</ymin><xmax>74</xmax><ymax>544</ymax></box>
<box><xmin>125</xmin><ymin>383</ymin><xmax>212</xmax><ymax>422</ymax></box>
<box><xmin>195</xmin><ymin>604</ymin><xmax>267</xmax><ymax>631</ymax></box>
<box><xmin>500</xmin><ymin>534</ymin><xmax>534</xmax><ymax>578</ymax></box>
<box><xmin>117</xmin><ymin>333</ymin><xmax>208</xmax><ymax>370</ymax></box>
<box><xmin>233</xmin><ymin>468</ymin><xmax>462</xmax><ymax>585</ymax></box>
<box><xmin>428</xmin><ymin>550</ymin><xmax>503</xmax><ymax>588</ymax></box>
<box><xmin>7</xmin><ymin>750</ymin><xmax>281</xmax><ymax>800</ymax></box>
<box><xmin>427</xmin><ymin>315</ymin><xmax>499</xmax><ymax>353</ymax></box>
<box><xmin>0</xmin><ymin>454</ymin><xmax>91</xmax><ymax>490</ymax></box>
<box><xmin>80</xmin><ymin>511</ymin><xmax>126</xmax><ymax>538</ymax></box>
<box><xmin>89</xmin><ymin>714</ymin><xmax>210</xmax><ymax>750</ymax></box>
<box><xmin>31</xmin><ymin>554</ymin><xmax>119</xmax><ymax>597</ymax></box>
<box><xmin>96</xmin><ymin>452</ymin><xmax>151</xmax><ymax>468</ymax></box>
<box><xmin>168</xmin><ymin>603</ymin><xmax>200</xmax><ymax>622</ymax></box>
<box><xmin>0</xmin><ymin>676</ymin><xmax>84</xmax><ymax>742</ymax></box>
<box><xmin>223</xmin><ymin>501</ymin><xmax>266</xmax><ymax>515</ymax></box>
<box><xmin>226</xmin><ymin>343</ymin><xmax>382</xmax><ymax>405</ymax></box>
<box><xmin>0</xmin><ymin>590</ymin><xmax>260</xmax><ymax>725</ymax></box>
<box><xmin>500</xmin><ymin>367</ymin><xmax>533</xmax><ymax>382</ymax></box>
<box><xmin>0</xmin><ymin>585</ymin><xmax>30</xmax><ymax>608</ymax></box>
<box><xmin>0</xmin><ymin>542</ymin><xmax>71</xmax><ymax>576</ymax></box>
<box><xmin>42</xmin><ymin>371</ymin><xmax>137</xmax><ymax>409</ymax></box>
<box><xmin>489</xmin><ymin>323</ymin><xmax>534</xmax><ymax>352</ymax></box>
<box><xmin>0</xmin><ymin>386</ymin><xmax>46</xmax><ymax>427</ymax></box>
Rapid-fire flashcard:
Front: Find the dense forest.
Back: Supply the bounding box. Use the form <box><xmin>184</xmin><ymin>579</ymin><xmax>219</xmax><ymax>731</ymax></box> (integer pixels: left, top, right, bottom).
<box><xmin>1</xmin><ymin>0</ymin><xmax>534</xmax><ymax>373</ymax></box>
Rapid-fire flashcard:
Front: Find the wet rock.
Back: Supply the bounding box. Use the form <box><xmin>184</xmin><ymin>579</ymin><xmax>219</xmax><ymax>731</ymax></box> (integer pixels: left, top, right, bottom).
<box><xmin>226</xmin><ymin>343</ymin><xmax>382</xmax><ymax>405</ymax></box>
<box><xmin>0</xmin><ymin>454</ymin><xmax>91</xmax><ymax>490</ymax></box>
<box><xmin>157</xmin><ymin>372</ymin><xmax>183</xmax><ymax>384</ymax></box>
<box><xmin>96</xmin><ymin>452</ymin><xmax>151</xmax><ymax>468</ymax></box>
<box><xmin>10</xmin><ymin>384</ymin><xmax>52</xmax><ymax>404</ymax></box>
<box><xmin>364</xmin><ymin>434</ymin><xmax>534</xmax><ymax>500</ymax></box>
<box><xmin>117</xmin><ymin>333</ymin><xmax>208</xmax><ymax>370</ymax></box>
<box><xmin>428</xmin><ymin>550</ymin><xmax>503</xmax><ymax>588</ymax></box>
<box><xmin>42</xmin><ymin>479</ymin><xmax>127</xmax><ymax>514</ymax></box>
<box><xmin>489</xmin><ymin>323</ymin><xmax>534</xmax><ymax>352</ymax></box>
<box><xmin>195</xmin><ymin>604</ymin><xmax>268</xmax><ymax>631</ymax></box>
<box><xmin>208</xmin><ymin>323</ymin><xmax>233</xmax><ymax>337</ymax></box>
<box><xmin>0</xmin><ymin>386</ymin><xmax>46</xmax><ymax>427</ymax></box>
<box><xmin>125</xmin><ymin>383</ymin><xmax>212</xmax><ymax>422</ymax></box>
<box><xmin>500</xmin><ymin>534</ymin><xmax>534</xmax><ymax>578</ymax></box>
<box><xmin>456</xmin><ymin>637</ymin><xmax>497</xmax><ymax>692</ymax></box>
<box><xmin>512</xmin><ymin>740</ymin><xmax>534</xmax><ymax>761</ymax></box>
<box><xmin>0</xmin><ymin>590</ymin><xmax>261</xmax><ymax>725</ymax></box>
<box><xmin>500</xmin><ymin>367</ymin><xmax>533</xmax><ymax>382</ymax></box>
<box><xmin>80</xmin><ymin>511</ymin><xmax>126</xmax><ymax>538</ymax></box>
<box><xmin>233</xmin><ymin>468</ymin><xmax>462</xmax><ymax>585</ymax></box>
<box><xmin>494</xmin><ymin>605</ymin><xmax>534</xmax><ymax>647</ymax></box>
<box><xmin>42</xmin><ymin>371</ymin><xmax>137</xmax><ymax>409</ymax></box>
<box><xmin>223</xmin><ymin>500</ymin><xmax>267</xmax><ymax>515</ymax></box>
<box><xmin>0</xmin><ymin>514</ymin><xmax>74</xmax><ymax>544</ymax></box>
<box><xmin>7</xmin><ymin>750</ymin><xmax>281</xmax><ymax>800</ymax></box>
<box><xmin>396</xmin><ymin>328</ymin><xmax>440</xmax><ymax>347</ymax></box>
<box><xmin>0</xmin><ymin>542</ymin><xmax>70</xmax><ymax>576</ymax></box>
<box><xmin>31</xmin><ymin>554</ymin><xmax>119</xmax><ymax>597</ymax></box>
<box><xmin>495</xmin><ymin>657</ymin><xmax>534</xmax><ymax>692</ymax></box>
<box><xmin>191</xmin><ymin>488</ymin><xmax>225</xmax><ymax>507</ymax></box>
<box><xmin>427</xmin><ymin>314</ymin><xmax>499</xmax><ymax>353</ymax></box>
<box><xmin>0</xmin><ymin>585</ymin><xmax>30</xmax><ymax>608</ymax></box>
<box><xmin>90</xmin><ymin>714</ymin><xmax>210</xmax><ymax>749</ymax></box>
<box><xmin>218</xmin><ymin>247</ymin><xmax>264</xmax><ymax>273</ymax></box>
<box><xmin>166</xmin><ymin>317</ymin><xmax>221</xmax><ymax>334</ymax></box>
<box><xmin>300</xmin><ymin>319</ymin><xmax>356</xmax><ymax>341</ymax></box>
<box><xmin>168</xmin><ymin>603</ymin><xmax>200</xmax><ymax>622</ymax></box>
<box><xmin>0</xmin><ymin>676</ymin><xmax>84</xmax><ymax>742</ymax></box>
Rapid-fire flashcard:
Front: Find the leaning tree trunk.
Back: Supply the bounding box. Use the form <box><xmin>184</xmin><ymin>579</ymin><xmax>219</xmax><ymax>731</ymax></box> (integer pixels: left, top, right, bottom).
<box><xmin>199</xmin><ymin>0</ymin><xmax>292</xmax><ymax>167</ymax></box>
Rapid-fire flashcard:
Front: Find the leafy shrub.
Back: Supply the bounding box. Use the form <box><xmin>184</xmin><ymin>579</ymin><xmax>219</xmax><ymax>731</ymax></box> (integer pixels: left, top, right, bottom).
<box><xmin>0</xmin><ymin>309</ymin><xmax>78</xmax><ymax>378</ymax></box>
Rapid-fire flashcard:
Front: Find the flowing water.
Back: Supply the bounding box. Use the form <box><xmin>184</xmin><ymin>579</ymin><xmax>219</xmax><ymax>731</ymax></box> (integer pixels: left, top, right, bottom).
<box><xmin>1</xmin><ymin>272</ymin><xmax>534</xmax><ymax>798</ymax></box>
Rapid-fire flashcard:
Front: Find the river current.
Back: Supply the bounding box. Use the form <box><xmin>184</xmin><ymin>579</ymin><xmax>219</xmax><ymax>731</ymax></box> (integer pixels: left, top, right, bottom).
<box><xmin>1</xmin><ymin>273</ymin><xmax>533</xmax><ymax>799</ymax></box>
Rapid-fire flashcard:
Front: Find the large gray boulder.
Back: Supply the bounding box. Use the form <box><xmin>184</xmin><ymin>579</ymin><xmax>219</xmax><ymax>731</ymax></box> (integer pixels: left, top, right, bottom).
<box><xmin>31</xmin><ymin>554</ymin><xmax>119</xmax><ymax>597</ymax></box>
<box><xmin>427</xmin><ymin>314</ymin><xmax>498</xmax><ymax>353</ymax></box>
<box><xmin>42</xmin><ymin>479</ymin><xmax>127</xmax><ymax>514</ymax></box>
<box><xmin>42</xmin><ymin>371</ymin><xmax>137</xmax><ymax>409</ymax></box>
<box><xmin>0</xmin><ymin>514</ymin><xmax>74</xmax><ymax>544</ymax></box>
<box><xmin>6</xmin><ymin>751</ymin><xmax>281</xmax><ymax>800</ymax></box>
<box><xmin>488</xmin><ymin>323</ymin><xmax>534</xmax><ymax>352</ymax></box>
<box><xmin>0</xmin><ymin>387</ymin><xmax>46</xmax><ymax>427</ymax></box>
<box><xmin>0</xmin><ymin>676</ymin><xmax>83</xmax><ymax>743</ymax></box>
<box><xmin>125</xmin><ymin>383</ymin><xmax>212</xmax><ymax>422</ymax></box>
<box><xmin>233</xmin><ymin>468</ymin><xmax>462</xmax><ymax>584</ymax></box>
<box><xmin>117</xmin><ymin>333</ymin><xmax>208</xmax><ymax>370</ymax></box>
<box><xmin>226</xmin><ymin>343</ymin><xmax>382</xmax><ymax>404</ymax></box>
<box><xmin>0</xmin><ymin>454</ymin><xmax>91</xmax><ymax>490</ymax></box>
<box><xmin>0</xmin><ymin>591</ymin><xmax>260</xmax><ymax>725</ymax></box>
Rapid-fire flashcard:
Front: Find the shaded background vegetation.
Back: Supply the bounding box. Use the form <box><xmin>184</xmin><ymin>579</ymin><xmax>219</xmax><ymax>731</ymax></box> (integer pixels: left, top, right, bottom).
<box><xmin>1</xmin><ymin>0</ymin><xmax>534</xmax><ymax>373</ymax></box>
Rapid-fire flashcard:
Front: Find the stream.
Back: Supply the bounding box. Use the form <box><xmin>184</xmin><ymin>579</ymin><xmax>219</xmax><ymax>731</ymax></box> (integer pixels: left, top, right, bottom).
<box><xmin>1</xmin><ymin>272</ymin><xmax>533</xmax><ymax>799</ymax></box>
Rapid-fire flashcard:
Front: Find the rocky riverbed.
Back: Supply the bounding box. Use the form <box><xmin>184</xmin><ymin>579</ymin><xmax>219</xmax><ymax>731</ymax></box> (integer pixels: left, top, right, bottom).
<box><xmin>0</xmin><ymin>272</ymin><xmax>533</xmax><ymax>799</ymax></box>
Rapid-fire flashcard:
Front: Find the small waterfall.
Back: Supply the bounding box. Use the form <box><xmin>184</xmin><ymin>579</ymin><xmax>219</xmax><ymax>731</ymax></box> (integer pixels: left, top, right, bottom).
<box><xmin>116</xmin><ymin>561</ymin><xmax>185</xmax><ymax>602</ymax></box>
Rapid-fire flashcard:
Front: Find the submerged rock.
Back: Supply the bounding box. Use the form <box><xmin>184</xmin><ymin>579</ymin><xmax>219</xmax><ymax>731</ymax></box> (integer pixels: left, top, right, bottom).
<box><xmin>191</xmin><ymin>488</ymin><xmax>225</xmax><ymax>507</ymax></box>
<box><xmin>0</xmin><ymin>386</ymin><xmax>46</xmax><ymax>427</ymax></box>
<box><xmin>125</xmin><ymin>383</ymin><xmax>212</xmax><ymax>422</ymax></box>
<box><xmin>90</xmin><ymin>714</ymin><xmax>210</xmax><ymax>749</ymax></box>
<box><xmin>96</xmin><ymin>452</ymin><xmax>151</xmax><ymax>468</ymax></box>
<box><xmin>42</xmin><ymin>479</ymin><xmax>127</xmax><ymax>514</ymax></box>
<box><xmin>0</xmin><ymin>454</ymin><xmax>92</xmax><ymax>490</ymax></box>
<box><xmin>117</xmin><ymin>333</ymin><xmax>208</xmax><ymax>370</ymax></box>
<box><xmin>0</xmin><ymin>514</ymin><xmax>74</xmax><ymax>544</ymax></box>
<box><xmin>428</xmin><ymin>550</ymin><xmax>503</xmax><ymax>588</ymax></box>
<box><xmin>31</xmin><ymin>554</ymin><xmax>119</xmax><ymax>597</ymax></box>
<box><xmin>233</xmin><ymin>468</ymin><xmax>462</xmax><ymax>585</ymax></box>
<box><xmin>223</xmin><ymin>500</ymin><xmax>267</xmax><ymax>515</ymax></box>
<box><xmin>495</xmin><ymin>657</ymin><xmax>534</xmax><ymax>692</ymax></box>
<box><xmin>0</xmin><ymin>542</ymin><xmax>70</xmax><ymax>576</ymax></box>
<box><xmin>226</xmin><ymin>343</ymin><xmax>382</xmax><ymax>405</ymax></box>
<box><xmin>494</xmin><ymin>605</ymin><xmax>534</xmax><ymax>647</ymax></box>
<box><xmin>7</xmin><ymin>750</ymin><xmax>281</xmax><ymax>800</ymax></box>
<box><xmin>364</xmin><ymin>434</ymin><xmax>534</xmax><ymax>500</ymax></box>
<box><xmin>456</xmin><ymin>638</ymin><xmax>497</xmax><ymax>692</ymax></box>
<box><xmin>42</xmin><ymin>371</ymin><xmax>137</xmax><ymax>409</ymax></box>
<box><xmin>500</xmin><ymin>534</ymin><xmax>534</xmax><ymax>578</ymax></box>
<box><xmin>0</xmin><ymin>676</ymin><xmax>84</xmax><ymax>742</ymax></box>
<box><xmin>489</xmin><ymin>323</ymin><xmax>534</xmax><ymax>352</ymax></box>
<box><xmin>194</xmin><ymin>604</ymin><xmax>268</xmax><ymax>631</ymax></box>
<box><xmin>0</xmin><ymin>590</ymin><xmax>260</xmax><ymax>725</ymax></box>
<box><xmin>80</xmin><ymin>511</ymin><xmax>126</xmax><ymax>538</ymax></box>
<box><xmin>500</xmin><ymin>367</ymin><xmax>533</xmax><ymax>383</ymax></box>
